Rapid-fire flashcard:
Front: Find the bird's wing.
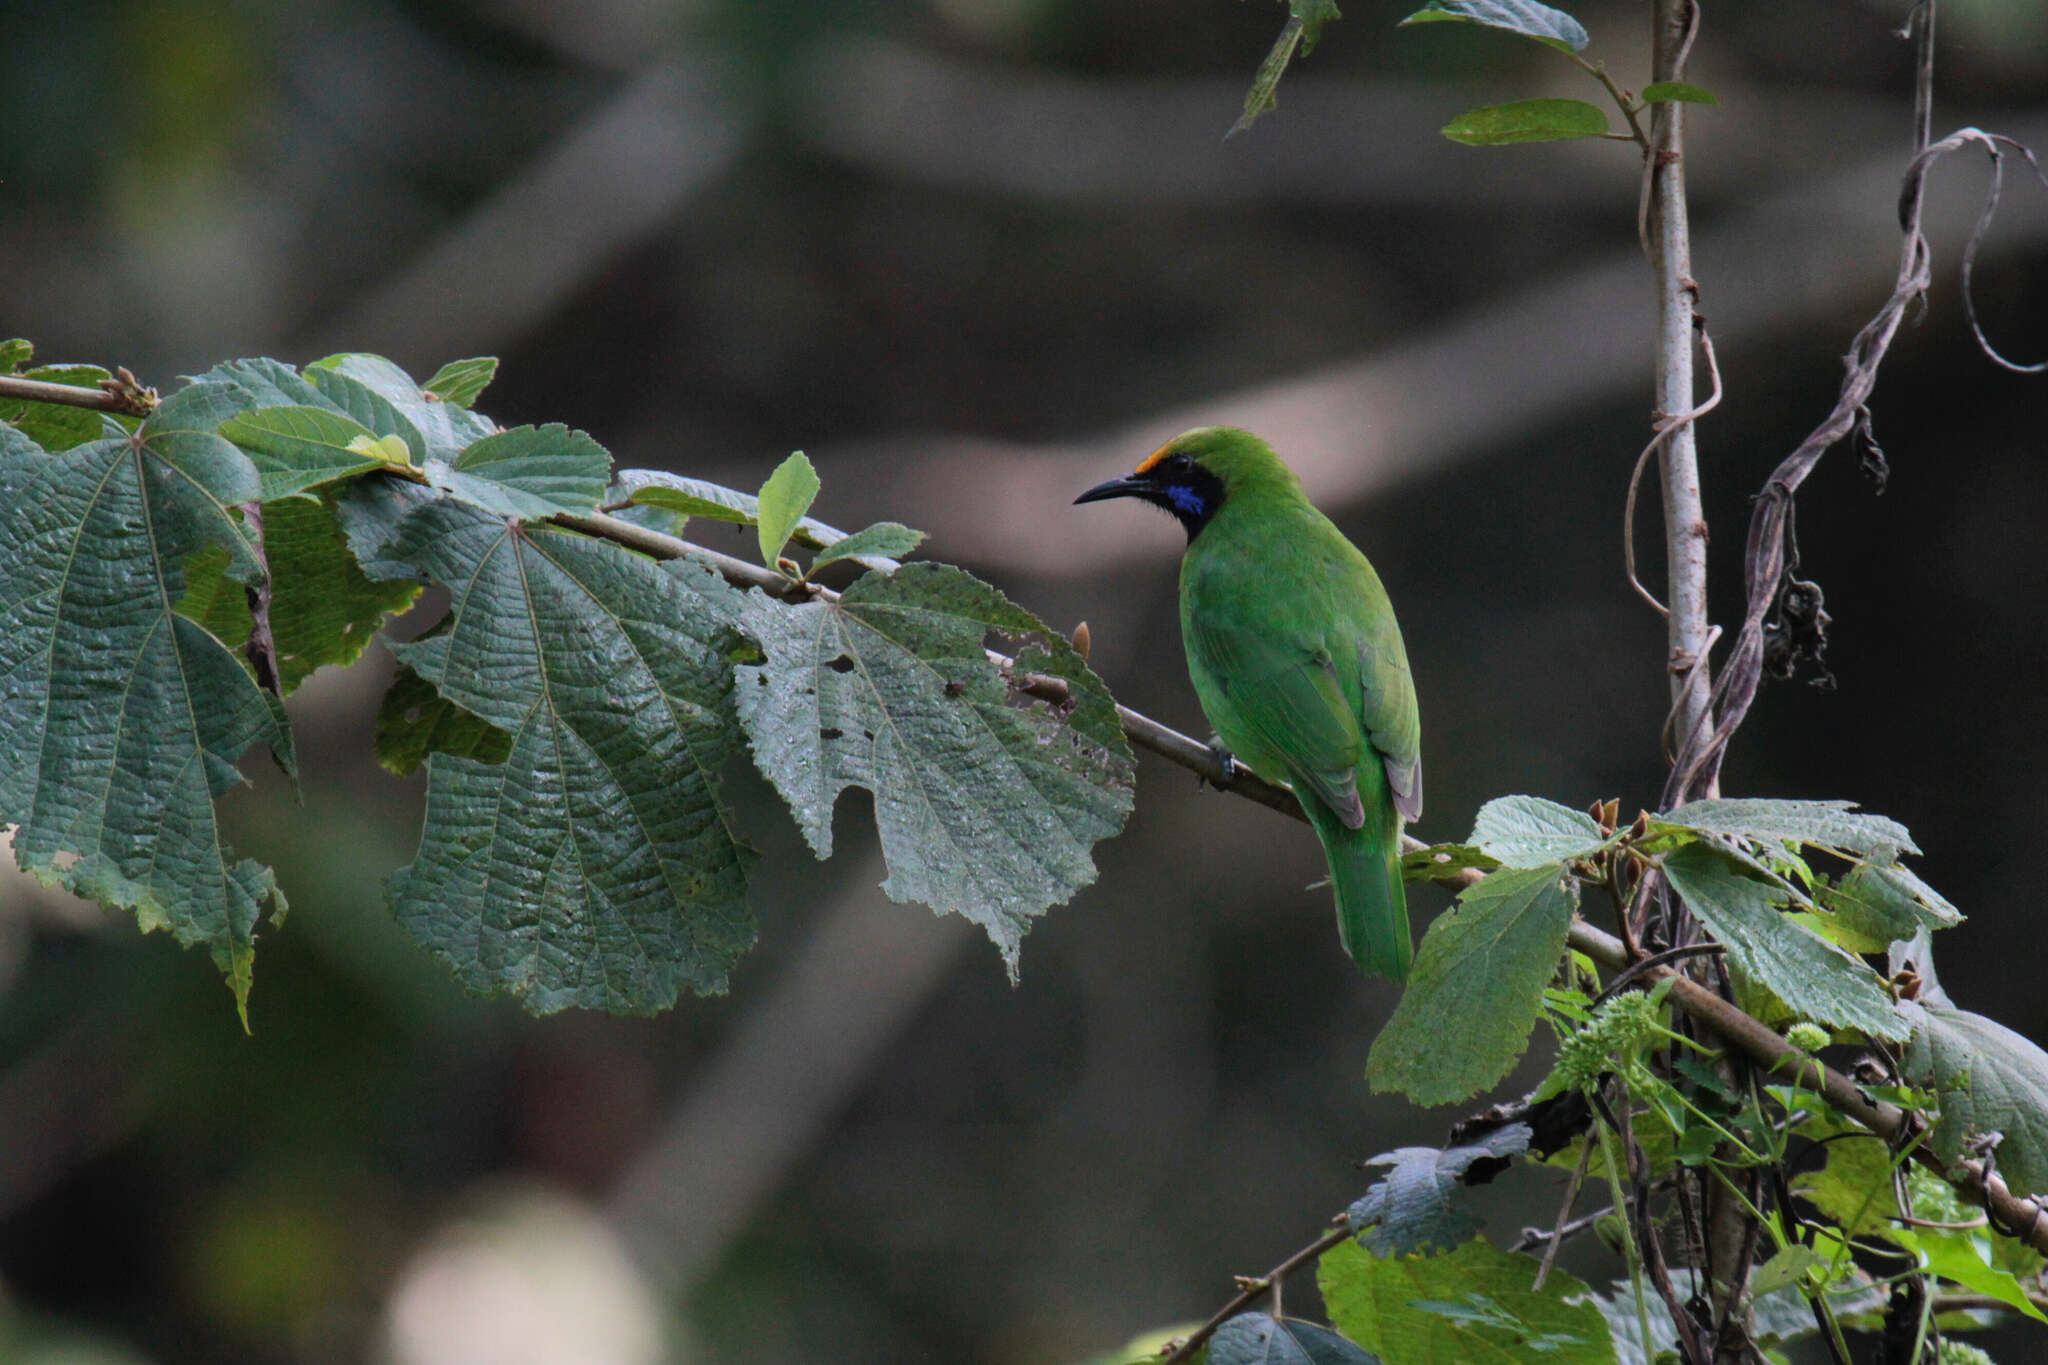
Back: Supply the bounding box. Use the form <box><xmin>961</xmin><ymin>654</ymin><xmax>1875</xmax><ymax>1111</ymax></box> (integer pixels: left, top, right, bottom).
<box><xmin>1189</xmin><ymin>614</ymin><xmax>1368</xmax><ymax>829</ymax></box>
<box><xmin>1356</xmin><ymin>633</ymin><xmax>1422</xmax><ymax>821</ymax></box>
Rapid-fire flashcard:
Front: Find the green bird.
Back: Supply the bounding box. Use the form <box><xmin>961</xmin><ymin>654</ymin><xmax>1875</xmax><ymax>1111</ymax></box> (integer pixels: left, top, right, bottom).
<box><xmin>1075</xmin><ymin>427</ymin><xmax>1422</xmax><ymax>980</ymax></box>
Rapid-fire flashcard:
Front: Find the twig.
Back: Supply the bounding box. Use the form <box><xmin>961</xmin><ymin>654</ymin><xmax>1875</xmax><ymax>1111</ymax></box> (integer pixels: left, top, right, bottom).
<box><xmin>1623</xmin><ymin>324</ymin><xmax>1723</xmax><ymax>619</ymax></box>
<box><xmin>1513</xmin><ymin>1201</ymin><xmax>1611</xmax><ymax>1256</ymax></box>
<box><xmin>0</xmin><ymin>369</ymin><xmax>157</xmax><ymax>418</ymax></box>
<box><xmin>1161</xmin><ymin>1223</ymin><xmax>1353</xmax><ymax>1365</ymax></box>
<box><xmin>1531</xmin><ymin>1138</ymin><xmax>1597</xmax><ymax>1289</ymax></box>
<box><xmin>1564</xmin><ymin>917</ymin><xmax>2048</xmax><ymax>1260</ymax></box>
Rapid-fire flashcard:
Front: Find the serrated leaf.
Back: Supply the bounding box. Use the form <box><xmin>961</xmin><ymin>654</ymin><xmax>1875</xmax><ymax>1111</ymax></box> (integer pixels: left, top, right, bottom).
<box><xmin>218</xmin><ymin>405</ymin><xmax>384</xmax><ymax>499</ymax></box>
<box><xmin>0</xmin><ymin>338</ymin><xmax>32</xmax><ymax>371</ymax></box>
<box><xmin>1368</xmin><ymin>864</ymin><xmax>1576</xmax><ymax>1105</ymax></box>
<box><xmin>810</xmin><ymin>521</ymin><xmax>925</xmax><ymax>570</ymax></box>
<box><xmin>5</xmin><ymin>363</ymin><xmax>117</xmax><ymax>451</ymax></box>
<box><xmin>1595</xmin><ymin>1267</ymin><xmax>1860</xmax><ymax>1359</ymax></box>
<box><xmin>1442</xmin><ymin>99</ymin><xmax>1610</xmax><ymax>146</ymax></box>
<box><xmin>1320</xmin><ymin>1237</ymin><xmax>1612</xmax><ymax>1365</ymax></box>
<box><xmin>1750</xmin><ymin>1243</ymin><xmax>1828</xmax><ymax>1297</ymax></box>
<box><xmin>1901</xmin><ymin>1001</ymin><xmax>2048</xmax><ymax>1199</ymax></box>
<box><xmin>1657</xmin><ymin>797</ymin><xmax>1918</xmax><ymax>857</ymax></box>
<box><xmin>1821</xmin><ymin>855</ymin><xmax>1961</xmax><ymax>951</ymax></box>
<box><xmin>735</xmin><ymin>562</ymin><xmax>1134</xmax><ymax>978</ymax></box>
<box><xmin>1470</xmin><ymin>796</ymin><xmax>1607</xmax><ymax>868</ymax></box>
<box><xmin>338</xmin><ymin>483</ymin><xmax>757</xmax><ymax>1014</ymax></box>
<box><xmin>1399</xmin><ymin>0</ymin><xmax>1589</xmax><ymax>52</ymax></box>
<box><xmin>1348</xmin><ymin>1124</ymin><xmax>1530</xmax><ymax>1256</ymax></box>
<box><xmin>1789</xmin><ymin>1123</ymin><xmax>1898</xmax><ymax>1240</ymax></box>
<box><xmin>306</xmin><ymin>352</ymin><xmax>494</xmax><ymax>459</ymax></box>
<box><xmin>1662</xmin><ymin>843</ymin><xmax>1906</xmax><ymax>1041</ymax></box>
<box><xmin>0</xmin><ymin>400</ymin><xmax>292</xmax><ymax>1021</ymax></box>
<box><xmin>1640</xmin><ymin>81</ymin><xmax>1717</xmax><ymax>105</ymax></box>
<box><xmin>423</xmin><ymin>356</ymin><xmax>498</xmax><ymax>408</ymax></box>
<box><xmin>436</xmin><ymin>423</ymin><xmax>612</xmax><ymax>520</ymax></box>
<box><xmin>1231</xmin><ymin>0</ymin><xmax>1342</xmax><ymax>137</ymax></box>
<box><xmin>755</xmin><ymin>451</ymin><xmax>820</xmax><ymax>568</ymax></box>
<box><xmin>1401</xmin><ymin>842</ymin><xmax>1502</xmax><ymax>882</ymax></box>
<box><xmin>1210</xmin><ymin>1313</ymin><xmax>1380</xmax><ymax>1365</ymax></box>
<box><xmin>175</xmin><ymin>493</ymin><xmax>423</xmax><ymax>694</ymax></box>
<box><xmin>374</xmin><ymin>662</ymin><xmax>514</xmax><ymax>776</ymax></box>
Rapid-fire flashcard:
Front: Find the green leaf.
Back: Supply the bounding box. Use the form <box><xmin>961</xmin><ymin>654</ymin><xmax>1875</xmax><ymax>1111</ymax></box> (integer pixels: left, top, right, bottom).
<box><xmin>1662</xmin><ymin>843</ymin><xmax>1906</xmax><ymax>1041</ymax></box>
<box><xmin>176</xmin><ymin>493</ymin><xmax>423</xmax><ymax>694</ymax></box>
<box><xmin>373</xmin><ymin>663</ymin><xmax>514</xmax><ymax>777</ymax></box>
<box><xmin>0</xmin><ymin>401</ymin><xmax>292</xmax><ymax>1022</ymax></box>
<box><xmin>438</xmin><ymin>424</ymin><xmax>612</xmax><ymax>520</ymax></box>
<box><xmin>1750</xmin><ymin>1243</ymin><xmax>1828</xmax><ymax>1297</ymax></box>
<box><xmin>339</xmin><ymin>482</ymin><xmax>758</xmax><ymax>1014</ymax></box>
<box><xmin>423</xmin><ymin>356</ymin><xmax>499</xmax><ymax>408</ymax></box>
<box><xmin>1656</xmin><ymin>797</ymin><xmax>1918</xmax><ymax>857</ymax></box>
<box><xmin>0</xmin><ymin>338</ymin><xmax>33</xmax><ymax>371</ymax></box>
<box><xmin>735</xmin><ymin>562</ymin><xmax>1134</xmax><ymax>979</ymax></box>
<box><xmin>617</xmin><ymin>470</ymin><xmax>910</xmax><ymax>571</ymax></box>
<box><xmin>1898</xmin><ymin>1223</ymin><xmax>2048</xmax><ymax>1321</ymax></box>
<box><xmin>1399</xmin><ymin>0</ymin><xmax>1590</xmax><ymax>52</ymax></box>
<box><xmin>810</xmin><ymin>521</ymin><xmax>926</xmax><ymax>571</ymax></box>
<box><xmin>1231</xmin><ymin>0</ymin><xmax>1342</xmax><ymax>137</ymax></box>
<box><xmin>1821</xmin><ymin>854</ymin><xmax>1961</xmax><ymax>951</ymax></box>
<box><xmin>1320</xmin><ymin>1237</ymin><xmax>1613</xmax><ymax>1365</ymax></box>
<box><xmin>1368</xmin><ymin>864</ymin><xmax>1576</xmax><ymax>1105</ymax></box>
<box><xmin>755</xmin><ymin>451</ymin><xmax>821</xmax><ymax>568</ymax></box>
<box><xmin>1901</xmin><ymin>1001</ymin><xmax>2048</xmax><ymax>1199</ymax></box>
<box><xmin>1442</xmin><ymin>99</ymin><xmax>1610</xmax><ymax>146</ymax></box>
<box><xmin>1640</xmin><ymin>81</ymin><xmax>1717</xmax><ymax>105</ymax></box>
<box><xmin>1210</xmin><ymin>1313</ymin><xmax>1380</xmax><ymax>1365</ymax></box>
<box><xmin>5</xmin><ymin>363</ymin><xmax>118</xmax><ymax>452</ymax></box>
<box><xmin>218</xmin><ymin>405</ymin><xmax>384</xmax><ymax>500</ymax></box>
<box><xmin>1790</xmin><ymin>1123</ymin><xmax>1898</xmax><ymax>1240</ymax></box>
<box><xmin>306</xmin><ymin>352</ymin><xmax>495</xmax><ymax>459</ymax></box>
<box><xmin>1348</xmin><ymin>1124</ymin><xmax>1531</xmax><ymax>1256</ymax></box>
<box><xmin>1401</xmin><ymin>842</ymin><xmax>1502</xmax><ymax>882</ymax></box>
<box><xmin>1470</xmin><ymin>796</ymin><xmax>1607</xmax><ymax>868</ymax></box>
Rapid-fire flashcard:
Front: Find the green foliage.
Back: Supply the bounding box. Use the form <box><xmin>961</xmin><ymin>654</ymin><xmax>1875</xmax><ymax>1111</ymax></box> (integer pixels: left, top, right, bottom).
<box><xmin>1319</xmin><ymin>1237</ymin><xmax>1613</xmax><ymax>1365</ymax></box>
<box><xmin>1442</xmin><ymin>99</ymin><xmax>1611</xmax><ymax>145</ymax></box>
<box><xmin>618</xmin><ymin>468</ymin><xmax>912</xmax><ymax>571</ymax></box>
<box><xmin>736</xmin><ymin>562</ymin><xmax>1134</xmax><ymax>979</ymax></box>
<box><xmin>422</xmin><ymin>356</ymin><xmax>498</xmax><ymax>408</ymax></box>
<box><xmin>1661</xmin><ymin>842</ymin><xmax>1906</xmax><ymax>1040</ymax></box>
<box><xmin>1367</xmin><ymin>863</ymin><xmax>1576</xmax><ymax>1104</ymax></box>
<box><xmin>1902</xmin><ymin>1001</ymin><xmax>2048</xmax><ymax>1200</ymax></box>
<box><xmin>1</xmin><ymin>350</ymin><xmax>1134</xmax><ymax>1013</ymax></box>
<box><xmin>345</xmin><ymin>484</ymin><xmax>759</xmax><ymax>1013</ymax></box>
<box><xmin>1231</xmin><ymin>0</ymin><xmax>1343</xmax><ymax>137</ymax></box>
<box><xmin>435</xmin><ymin>424</ymin><xmax>612</xmax><ymax>520</ymax></box>
<box><xmin>1469</xmin><ymin>795</ymin><xmax>1607</xmax><ymax>868</ymax></box>
<box><xmin>1398</xmin><ymin>0</ymin><xmax>1590</xmax><ymax>52</ymax></box>
<box><xmin>0</xmin><ymin>398</ymin><xmax>290</xmax><ymax>1026</ymax></box>
<box><xmin>1654</xmin><ymin>796</ymin><xmax>1918</xmax><ymax>858</ymax></box>
<box><xmin>755</xmin><ymin>450</ymin><xmax>821</xmax><ymax>569</ymax></box>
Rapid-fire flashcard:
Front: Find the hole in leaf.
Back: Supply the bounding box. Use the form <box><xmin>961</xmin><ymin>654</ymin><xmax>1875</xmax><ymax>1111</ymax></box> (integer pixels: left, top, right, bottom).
<box><xmin>820</xmin><ymin>727</ymin><xmax>843</xmax><ymax>740</ymax></box>
<box><xmin>825</xmin><ymin>654</ymin><xmax>855</xmax><ymax>673</ymax></box>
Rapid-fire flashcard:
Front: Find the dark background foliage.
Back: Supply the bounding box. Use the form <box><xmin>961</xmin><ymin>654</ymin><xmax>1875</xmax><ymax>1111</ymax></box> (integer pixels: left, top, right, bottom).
<box><xmin>2</xmin><ymin>1</ymin><xmax>2044</xmax><ymax>1360</ymax></box>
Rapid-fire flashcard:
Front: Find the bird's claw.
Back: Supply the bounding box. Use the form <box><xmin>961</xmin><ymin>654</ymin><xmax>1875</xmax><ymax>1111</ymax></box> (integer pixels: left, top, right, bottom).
<box><xmin>1203</xmin><ymin>738</ymin><xmax>1239</xmax><ymax>788</ymax></box>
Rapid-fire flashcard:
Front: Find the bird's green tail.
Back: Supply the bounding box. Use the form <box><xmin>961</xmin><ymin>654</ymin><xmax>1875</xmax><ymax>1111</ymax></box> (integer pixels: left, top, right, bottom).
<box><xmin>1302</xmin><ymin>797</ymin><xmax>1411</xmax><ymax>982</ymax></box>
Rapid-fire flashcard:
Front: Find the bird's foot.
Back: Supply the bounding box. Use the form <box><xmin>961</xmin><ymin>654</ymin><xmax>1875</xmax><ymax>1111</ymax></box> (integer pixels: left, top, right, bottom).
<box><xmin>1202</xmin><ymin>737</ymin><xmax>1239</xmax><ymax>789</ymax></box>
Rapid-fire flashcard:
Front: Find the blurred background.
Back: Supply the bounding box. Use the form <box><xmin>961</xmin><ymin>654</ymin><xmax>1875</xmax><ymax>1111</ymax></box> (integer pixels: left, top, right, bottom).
<box><xmin>3</xmin><ymin>0</ymin><xmax>2047</xmax><ymax>1361</ymax></box>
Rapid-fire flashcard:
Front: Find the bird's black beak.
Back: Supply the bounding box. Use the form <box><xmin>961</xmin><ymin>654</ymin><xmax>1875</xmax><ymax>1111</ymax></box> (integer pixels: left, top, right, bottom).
<box><xmin>1073</xmin><ymin>473</ymin><xmax>1153</xmax><ymax>506</ymax></box>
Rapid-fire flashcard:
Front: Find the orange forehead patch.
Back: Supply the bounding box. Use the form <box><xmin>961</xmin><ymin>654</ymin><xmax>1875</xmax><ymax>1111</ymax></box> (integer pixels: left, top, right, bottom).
<box><xmin>1133</xmin><ymin>441</ymin><xmax>1176</xmax><ymax>475</ymax></box>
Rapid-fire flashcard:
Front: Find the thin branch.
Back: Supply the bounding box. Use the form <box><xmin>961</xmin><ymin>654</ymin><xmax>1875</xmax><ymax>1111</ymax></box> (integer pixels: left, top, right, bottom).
<box><xmin>1564</xmin><ymin>917</ymin><xmax>2048</xmax><ymax>1260</ymax></box>
<box><xmin>0</xmin><ymin>369</ymin><xmax>157</xmax><ymax>418</ymax></box>
<box><xmin>545</xmin><ymin>509</ymin><xmax>2048</xmax><ymax>1262</ymax></box>
<box><xmin>1624</xmin><ymin>323</ymin><xmax>1724</xmax><ymax>619</ymax></box>
<box><xmin>1161</xmin><ymin>1223</ymin><xmax>1353</xmax><ymax>1365</ymax></box>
